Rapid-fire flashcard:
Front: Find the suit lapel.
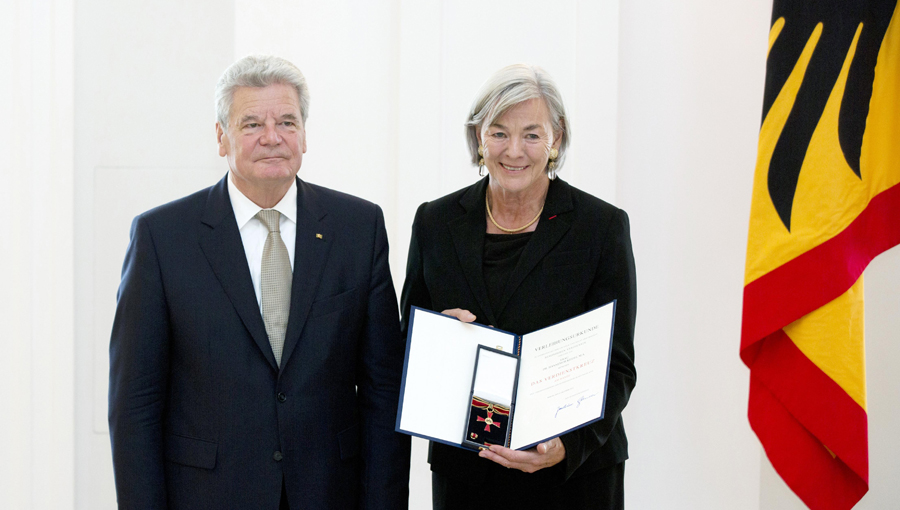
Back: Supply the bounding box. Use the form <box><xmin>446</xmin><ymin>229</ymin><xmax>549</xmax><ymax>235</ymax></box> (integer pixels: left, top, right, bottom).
<box><xmin>279</xmin><ymin>178</ymin><xmax>333</xmax><ymax>371</ymax></box>
<box><xmin>449</xmin><ymin>178</ymin><xmax>499</xmax><ymax>327</ymax></box>
<box><xmin>495</xmin><ymin>178</ymin><xmax>574</xmax><ymax>319</ymax></box>
<box><xmin>198</xmin><ymin>174</ymin><xmax>278</xmax><ymax>371</ymax></box>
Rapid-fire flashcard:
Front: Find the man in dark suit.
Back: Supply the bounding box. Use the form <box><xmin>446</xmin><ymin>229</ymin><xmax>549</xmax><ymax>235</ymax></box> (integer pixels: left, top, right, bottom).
<box><xmin>108</xmin><ymin>55</ymin><xmax>410</xmax><ymax>510</ymax></box>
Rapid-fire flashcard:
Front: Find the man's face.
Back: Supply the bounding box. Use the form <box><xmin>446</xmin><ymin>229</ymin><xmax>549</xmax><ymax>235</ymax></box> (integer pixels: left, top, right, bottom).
<box><xmin>216</xmin><ymin>83</ymin><xmax>307</xmax><ymax>197</ymax></box>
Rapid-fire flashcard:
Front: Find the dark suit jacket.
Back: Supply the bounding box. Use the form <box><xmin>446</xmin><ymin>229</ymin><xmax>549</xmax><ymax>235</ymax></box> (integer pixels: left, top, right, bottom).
<box><xmin>109</xmin><ymin>174</ymin><xmax>411</xmax><ymax>510</ymax></box>
<box><xmin>400</xmin><ymin>177</ymin><xmax>636</xmax><ymax>491</ymax></box>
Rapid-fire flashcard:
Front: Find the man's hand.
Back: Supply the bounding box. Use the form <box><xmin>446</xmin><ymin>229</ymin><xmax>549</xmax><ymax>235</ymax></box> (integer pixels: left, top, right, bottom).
<box><xmin>478</xmin><ymin>437</ymin><xmax>566</xmax><ymax>473</ymax></box>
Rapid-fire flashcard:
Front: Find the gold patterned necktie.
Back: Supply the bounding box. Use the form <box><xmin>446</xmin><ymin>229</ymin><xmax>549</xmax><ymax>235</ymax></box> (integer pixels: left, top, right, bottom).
<box><xmin>256</xmin><ymin>209</ymin><xmax>292</xmax><ymax>367</ymax></box>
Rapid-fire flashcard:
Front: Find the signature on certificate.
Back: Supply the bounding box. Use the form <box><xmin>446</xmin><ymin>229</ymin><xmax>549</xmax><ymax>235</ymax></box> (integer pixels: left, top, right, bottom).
<box><xmin>576</xmin><ymin>394</ymin><xmax>597</xmax><ymax>408</ymax></box>
<box><xmin>556</xmin><ymin>393</ymin><xmax>599</xmax><ymax>418</ymax></box>
<box><xmin>555</xmin><ymin>403</ymin><xmax>573</xmax><ymax>418</ymax></box>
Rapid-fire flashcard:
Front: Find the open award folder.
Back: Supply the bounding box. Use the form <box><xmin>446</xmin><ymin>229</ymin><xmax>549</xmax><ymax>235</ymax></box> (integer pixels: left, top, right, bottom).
<box><xmin>395</xmin><ymin>301</ymin><xmax>616</xmax><ymax>451</ymax></box>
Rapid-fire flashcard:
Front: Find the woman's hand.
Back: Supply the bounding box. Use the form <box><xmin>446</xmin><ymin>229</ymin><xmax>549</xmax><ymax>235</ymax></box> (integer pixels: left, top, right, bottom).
<box><xmin>441</xmin><ymin>308</ymin><xmax>477</xmax><ymax>323</ymax></box>
<box><xmin>478</xmin><ymin>437</ymin><xmax>566</xmax><ymax>473</ymax></box>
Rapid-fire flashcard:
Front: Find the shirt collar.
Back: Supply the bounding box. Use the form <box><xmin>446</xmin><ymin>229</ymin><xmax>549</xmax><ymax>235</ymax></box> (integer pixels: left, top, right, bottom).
<box><xmin>227</xmin><ymin>173</ymin><xmax>298</xmax><ymax>228</ymax></box>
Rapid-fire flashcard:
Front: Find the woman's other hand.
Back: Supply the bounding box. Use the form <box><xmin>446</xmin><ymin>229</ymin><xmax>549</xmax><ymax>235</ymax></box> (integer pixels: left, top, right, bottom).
<box><xmin>441</xmin><ymin>309</ymin><xmax>477</xmax><ymax>323</ymax></box>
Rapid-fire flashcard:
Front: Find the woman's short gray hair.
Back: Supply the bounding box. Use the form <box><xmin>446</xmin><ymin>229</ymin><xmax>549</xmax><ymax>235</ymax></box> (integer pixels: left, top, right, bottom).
<box><xmin>465</xmin><ymin>64</ymin><xmax>570</xmax><ymax>173</ymax></box>
<box><xmin>215</xmin><ymin>55</ymin><xmax>310</xmax><ymax>131</ymax></box>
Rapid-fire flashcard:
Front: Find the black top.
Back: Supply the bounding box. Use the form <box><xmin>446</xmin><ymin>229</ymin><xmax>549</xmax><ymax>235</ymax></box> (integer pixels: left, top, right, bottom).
<box><xmin>483</xmin><ymin>232</ymin><xmax>533</xmax><ymax>316</ymax></box>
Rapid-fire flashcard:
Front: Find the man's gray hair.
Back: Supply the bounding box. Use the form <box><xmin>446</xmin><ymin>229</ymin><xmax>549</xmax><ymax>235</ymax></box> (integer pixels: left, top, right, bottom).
<box><xmin>465</xmin><ymin>64</ymin><xmax>570</xmax><ymax>173</ymax></box>
<box><xmin>215</xmin><ymin>55</ymin><xmax>310</xmax><ymax>130</ymax></box>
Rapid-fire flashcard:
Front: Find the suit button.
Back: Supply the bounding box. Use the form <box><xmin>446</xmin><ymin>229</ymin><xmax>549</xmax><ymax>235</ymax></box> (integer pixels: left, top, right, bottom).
<box><xmin>277</xmin><ymin>392</ymin><xmax>286</xmax><ymax>403</ymax></box>
<box><xmin>273</xmin><ymin>451</ymin><xmax>283</xmax><ymax>462</ymax></box>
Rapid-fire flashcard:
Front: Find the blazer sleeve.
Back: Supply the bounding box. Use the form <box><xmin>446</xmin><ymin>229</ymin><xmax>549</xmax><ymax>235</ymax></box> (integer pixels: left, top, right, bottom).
<box><xmin>356</xmin><ymin>205</ymin><xmax>412</xmax><ymax>510</ymax></box>
<box><xmin>108</xmin><ymin>215</ymin><xmax>170</xmax><ymax>509</ymax></box>
<box><xmin>399</xmin><ymin>202</ymin><xmax>432</xmax><ymax>337</ymax></box>
<box><xmin>557</xmin><ymin>208</ymin><xmax>637</xmax><ymax>480</ymax></box>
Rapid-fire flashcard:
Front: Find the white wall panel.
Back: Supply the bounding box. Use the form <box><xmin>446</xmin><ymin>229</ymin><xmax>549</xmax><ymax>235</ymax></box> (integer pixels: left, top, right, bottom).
<box><xmin>616</xmin><ymin>0</ymin><xmax>768</xmax><ymax>508</ymax></box>
<box><xmin>572</xmin><ymin>0</ymin><xmax>620</xmax><ymax>204</ymax></box>
<box><xmin>73</xmin><ymin>1</ymin><xmax>234</xmax><ymax>508</ymax></box>
<box><xmin>395</xmin><ymin>0</ymin><xmax>443</xmax><ymax>264</ymax></box>
<box><xmin>0</xmin><ymin>1</ymin><xmax>75</xmax><ymax>509</ymax></box>
<box><xmin>0</xmin><ymin>5</ymin><xmax>34</xmax><ymax>508</ymax></box>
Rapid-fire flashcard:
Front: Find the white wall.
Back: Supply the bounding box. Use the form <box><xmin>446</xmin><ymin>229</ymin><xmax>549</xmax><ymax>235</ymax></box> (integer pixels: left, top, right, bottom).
<box><xmin>0</xmin><ymin>1</ymin><xmax>75</xmax><ymax>509</ymax></box>
<box><xmin>3</xmin><ymin>0</ymin><xmax>899</xmax><ymax>509</ymax></box>
<box><xmin>616</xmin><ymin>1</ymin><xmax>767</xmax><ymax>507</ymax></box>
<box><xmin>72</xmin><ymin>0</ymin><xmax>235</xmax><ymax>507</ymax></box>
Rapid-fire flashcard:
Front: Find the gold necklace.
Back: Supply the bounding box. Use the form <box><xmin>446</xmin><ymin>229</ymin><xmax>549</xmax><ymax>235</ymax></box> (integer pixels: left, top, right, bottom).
<box><xmin>485</xmin><ymin>191</ymin><xmax>544</xmax><ymax>233</ymax></box>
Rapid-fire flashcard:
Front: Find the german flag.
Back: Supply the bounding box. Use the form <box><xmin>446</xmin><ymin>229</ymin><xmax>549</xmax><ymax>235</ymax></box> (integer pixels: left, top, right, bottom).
<box><xmin>742</xmin><ymin>2</ymin><xmax>900</xmax><ymax>509</ymax></box>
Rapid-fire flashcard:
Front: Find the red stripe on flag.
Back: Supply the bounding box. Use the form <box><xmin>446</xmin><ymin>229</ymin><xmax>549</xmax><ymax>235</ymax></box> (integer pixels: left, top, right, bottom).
<box><xmin>752</xmin><ymin>329</ymin><xmax>868</xmax><ymax>479</ymax></box>
<box><xmin>750</xmin><ymin>378</ymin><xmax>868</xmax><ymax>510</ymax></box>
<box><xmin>748</xmin><ymin>330</ymin><xmax>868</xmax><ymax>509</ymax></box>
<box><xmin>750</xmin><ymin>377</ymin><xmax>869</xmax><ymax>510</ymax></box>
<box><xmin>741</xmin><ymin>182</ymin><xmax>900</xmax><ymax>356</ymax></box>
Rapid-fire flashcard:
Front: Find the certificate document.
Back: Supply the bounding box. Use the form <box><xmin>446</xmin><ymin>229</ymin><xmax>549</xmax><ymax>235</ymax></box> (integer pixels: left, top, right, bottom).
<box><xmin>395</xmin><ymin>301</ymin><xmax>616</xmax><ymax>451</ymax></box>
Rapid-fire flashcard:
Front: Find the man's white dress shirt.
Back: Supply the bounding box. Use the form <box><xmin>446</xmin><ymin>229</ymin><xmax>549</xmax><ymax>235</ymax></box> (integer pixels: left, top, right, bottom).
<box><xmin>227</xmin><ymin>173</ymin><xmax>297</xmax><ymax>309</ymax></box>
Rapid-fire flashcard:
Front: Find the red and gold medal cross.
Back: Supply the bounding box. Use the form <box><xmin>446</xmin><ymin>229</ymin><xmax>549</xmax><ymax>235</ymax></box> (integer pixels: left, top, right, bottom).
<box><xmin>471</xmin><ymin>398</ymin><xmax>510</xmax><ymax>432</ymax></box>
<box><xmin>477</xmin><ymin>410</ymin><xmax>500</xmax><ymax>432</ymax></box>
<box><xmin>743</xmin><ymin>2</ymin><xmax>900</xmax><ymax>509</ymax></box>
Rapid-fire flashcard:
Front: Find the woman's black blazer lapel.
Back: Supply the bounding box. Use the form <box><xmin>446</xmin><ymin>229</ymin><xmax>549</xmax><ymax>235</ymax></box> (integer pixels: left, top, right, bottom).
<box><xmin>447</xmin><ymin>178</ymin><xmax>499</xmax><ymax>327</ymax></box>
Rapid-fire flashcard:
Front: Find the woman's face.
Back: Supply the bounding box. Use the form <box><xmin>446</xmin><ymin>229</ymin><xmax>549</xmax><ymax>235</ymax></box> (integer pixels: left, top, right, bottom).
<box><xmin>480</xmin><ymin>98</ymin><xmax>560</xmax><ymax>198</ymax></box>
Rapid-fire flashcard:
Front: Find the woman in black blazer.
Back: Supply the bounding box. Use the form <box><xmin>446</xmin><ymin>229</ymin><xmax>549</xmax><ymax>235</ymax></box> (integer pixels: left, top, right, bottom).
<box><xmin>399</xmin><ymin>64</ymin><xmax>637</xmax><ymax>509</ymax></box>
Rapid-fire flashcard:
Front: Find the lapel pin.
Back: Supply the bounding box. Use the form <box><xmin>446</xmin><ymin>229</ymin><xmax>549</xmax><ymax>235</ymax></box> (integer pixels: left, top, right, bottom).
<box><xmin>316</xmin><ymin>233</ymin><xmax>324</xmax><ymax>240</ymax></box>
<box><xmin>548</xmin><ymin>215</ymin><xmax>557</xmax><ymax>220</ymax></box>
